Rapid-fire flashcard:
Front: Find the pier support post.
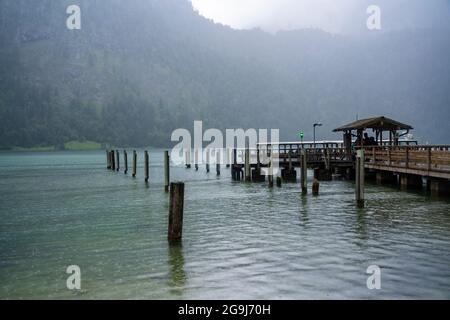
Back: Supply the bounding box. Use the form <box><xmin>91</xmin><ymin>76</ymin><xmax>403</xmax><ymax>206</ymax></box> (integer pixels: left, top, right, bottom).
<box><xmin>116</xmin><ymin>150</ymin><xmax>120</xmax><ymax>172</ymax></box>
<box><xmin>168</xmin><ymin>182</ymin><xmax>184</xmax><ymax>243</ymax></box>
<box><xmin>164</xmin><ymin>151</ymin><xmax>170</xmax><ymax>192</ymax></box>
<box><xmin>276</xmin><ymin>176</ymin><xmax>282</xmax><ymax>187</ymax></box>
<box><xmin>356</xmin><ymin>149</ymin><xmax>365</xmax><ymax>208</ymax></box>
<box><xmin>226</xmin><ymin>148</ymin><xmax>231</xmax><ymax>168</ymax></box>
<box><xmin>231</xmin><ymin>149</ymin><xmax>237</xmax><ymax>180</ymax></box>
<box><xmin>124</xmin><ymin>150</ymin><xmax>128</xmax><ymax>174</ymax></box>
<box><xmin>376</xmin><ymin>171</ymin><xmax>397</xmax><ymax>185</ymax></box>
<box><xmin>144</xmin><ymin>151</ymin><xmax>149</xmax><ymax>183</ymax></box>
<box><xmin>206</xmin><ymin>149</ymin><xmax>210</xmax><ymax>173</ymax></box>
<box><xmin>400</xmin><ymin>174</ymin><xmax>422</xmax><ymax>190</ymax></box>
<box><xmin>429</xmin><ymin>178</ymin><xmax>450</xmax><ymax>197</ymax></box>
<box><xmin>312</xmin><ymin>179</ymin><xmax>320</xmax><ymax>196</ymax></box>
<box><xmin>245</xmin><ymin>148</ymin><xmax>251</xmax><ymax>181</ymax></box>
<box><xmin>268</xmin><ymin>157</ymin><xmax>274</xmax><ymax>188</ymax></box>
<box><xmin>301</xmin><ymin>149</ymin><xmax>307</xmax><ymax>195</ymax></box>
<box><xmin>132</xmin><ymin>150</ymin><xmax>137</xmax><ymax>178</ymax></box>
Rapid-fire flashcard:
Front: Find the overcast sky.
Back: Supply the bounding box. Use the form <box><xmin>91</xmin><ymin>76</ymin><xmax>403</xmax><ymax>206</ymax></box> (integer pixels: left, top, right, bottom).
<box><xmin>190</xmin><ymin>0</ymin><xmax>450</xmax><ymax>34</ymax></box>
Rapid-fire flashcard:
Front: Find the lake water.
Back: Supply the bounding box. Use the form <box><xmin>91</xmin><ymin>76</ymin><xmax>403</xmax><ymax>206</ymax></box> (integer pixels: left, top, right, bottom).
<box><xmin>0</xmin><ymin>150</ymin><xmax>449</xmax><ymax>299</ymax></box>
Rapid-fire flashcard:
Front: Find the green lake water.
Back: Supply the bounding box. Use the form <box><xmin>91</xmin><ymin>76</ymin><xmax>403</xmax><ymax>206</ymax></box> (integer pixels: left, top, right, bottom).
<box><xmin>0</xmin><ymin>150</ymin><xmax>449</xmax><ymax>299</ymax></box>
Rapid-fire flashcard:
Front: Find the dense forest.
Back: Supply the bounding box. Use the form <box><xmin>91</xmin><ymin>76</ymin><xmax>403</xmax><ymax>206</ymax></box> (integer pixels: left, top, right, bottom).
<box><xmin>0</xmin><ymin>0</ymin><xmax>449</xmax><ymax>149</ymax></box>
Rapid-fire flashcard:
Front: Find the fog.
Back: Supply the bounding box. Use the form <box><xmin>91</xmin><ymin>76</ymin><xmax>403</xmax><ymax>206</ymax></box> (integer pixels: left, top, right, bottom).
<box><xmin>191</xmin><ymin>0</ymin><xmax>450</xmax><ymax>33</ymax></box>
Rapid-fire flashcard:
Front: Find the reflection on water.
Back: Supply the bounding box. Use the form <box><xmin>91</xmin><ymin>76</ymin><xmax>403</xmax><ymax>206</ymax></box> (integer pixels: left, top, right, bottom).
<box><xmin>0</xmin><ymin>150</ymin><xmax>449</xmax><ymax>299</ymax></box>
<box><xmin>168</xmin><ymin>244</ymin><xmax>186</xmax><ymax>297</ymax></box>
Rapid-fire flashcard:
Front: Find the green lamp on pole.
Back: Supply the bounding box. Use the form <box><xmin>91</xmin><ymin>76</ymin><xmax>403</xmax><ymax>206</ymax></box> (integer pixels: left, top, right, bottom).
<box><xmin>298</xmin><ymin>131</ymin><xmax>304</xmax><ymax>143</ymax></box>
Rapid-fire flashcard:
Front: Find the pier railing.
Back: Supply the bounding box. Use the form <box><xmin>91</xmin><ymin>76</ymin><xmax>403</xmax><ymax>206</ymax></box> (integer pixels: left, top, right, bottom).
<box><xmin>364</xmin><ymin>145</ymin><xmax>450</xmax><ymax>179</ymax></box>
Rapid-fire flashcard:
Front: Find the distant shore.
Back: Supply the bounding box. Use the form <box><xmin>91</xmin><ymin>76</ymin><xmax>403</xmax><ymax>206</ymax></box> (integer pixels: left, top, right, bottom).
<box><xmin>2</xmin><ymin>140</ymin><xmax>104</xmax><ymax>152</ymax></box>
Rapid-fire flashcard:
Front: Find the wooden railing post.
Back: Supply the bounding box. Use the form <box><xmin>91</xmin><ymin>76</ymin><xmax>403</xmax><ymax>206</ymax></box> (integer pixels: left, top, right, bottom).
<box><xmin>372</xmin><ymin>147</ymin><xmax>376</xmax><ymax>164</ymax></box>
<box><xmin>405</xmin><ymin>147</ymin><xmax>409</xmax><ymax>169</ymax></box>
<box><xmin>427</xmin><ymin>147</ymin><xmax>432</xmax><ymax>171</ymax></box>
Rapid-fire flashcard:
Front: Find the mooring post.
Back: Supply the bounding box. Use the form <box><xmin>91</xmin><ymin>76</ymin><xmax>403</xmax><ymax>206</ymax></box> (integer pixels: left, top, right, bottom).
<box><xmin>124</xmin><ymin>150</ymin><xmax>128</xmax><ymax>174</ymax></box>
<box><xmin>216</xmin><ymin>149</ymin><xmax>221</xmax><ymax>176</ymax></box>
<box><xmin>356</xmin><ymin>149</ymin><xmax>365</xmax><ymax>208</ymax></box>
<box><xmin>206</xmin><ymin>149</ymin><xmax>210</xmax><ymax>173</ymax></box>
<box><xmin>312</xmin><ymin>179</ymin><xmax>320</xmax><ymax>196</ymax></box>
<box><xmin>276</xmin><ymin>176</ymin><xmax>282</xmax><ymax>187</ymax></box>
<box><xmin>164</xmin><ymin>150</ymin><xmax>170</xmax><ymax>192</ymax></box>
<box><xmin>110</xmin><ymin>151</ymin><xmax>115</xmax><ymax>171</ymax></box>
<box><xmin>185</xmin><ymin>150</ymin><xmax>191</xmax><ymax>169</ymax></box>
<box><xmin>245</xmin><ymin>147</ymin><xmax>251</xmax><ymax>181</ymax></box>
<box><xmin>226</xmin><ymin>148</ymin><xmax>231</xmax><ymax>168</ymax></box>
<box><xmin>301</xmin><ymin>149</ymin><xmax>307</xmax><ymax>195</ymax></box>
<box><xmin>194</xmin><ymin>149</ymin><xmax>199</xmax><ymax>171</ymax></box>
<box><xmin>168</xmin><ymin>182</ymin><xmax>184</xmax><ymax>243</ymax></box>
<box><xmin>268</xmin><ymin>158</ymin><xmax>274</xmax><ymax>188</ymax></box>
<box><xmin>116</xmin><ymin>150</ymin><xmax>120</xmax><ymax>172</ymax></box>
<box><xmin>144</xmin><ymin>151</ymin><xmax>149</xmax><ymax>183</ymax></box>
<box><xmin>106</xmin><ymin>150</ymin><xmax>111</xmax><ymax>169</ymax></box>
<box><xmin>231</xmin><ymin>148</ymin><xmax>237</xmax><ymax>180</ymax></box>
<box><xmin>132</xmin><ymin>150</ymin><xmax>137</xmax><ymax>178</ymax></box>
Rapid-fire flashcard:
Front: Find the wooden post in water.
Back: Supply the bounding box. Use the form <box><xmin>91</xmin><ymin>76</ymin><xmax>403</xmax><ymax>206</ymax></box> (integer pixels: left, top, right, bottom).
<box><xmin>106</xmin><ymin>150</ymin><xmax>111</xmax><ymax>169</ymax></box>
<box><xmin>245</xmin><ymin>147</ymin><xmax>251</xmax><ymax>181</ymax></box>
<box><xmin>231</xmin><ymin>149</ymin><xmax>237</xmax><ymax>180</ymax></box>
<box><xmin>144</xmin><ymin>151</ymin><xmax>149</xmax><ymax>183</ymax></box>
<box><xmin>226</xmin><ymin>148</ymin><xmax>231</xmax><ymax>168</ymax></box>
<box><xmin>185</xmin><ymin>150</ymin><xmax>191</xmax><ymax>169</ymax></box>
<box><xmin>206</xmin><ymin>149</ymin><xmax>210</xmax><ymax>173</ymax></box>
<box><xmin>216</xmin><ymin>149</ymin><xmax>221</xmax><ymax>176</ymax></box>
<box><xmin>110</xmin><ymin>151</ymin><xmax>116</xmax><ymax>171</ymax></box>
<box><xmin>194</xmin><ymin>149</ymin><xmax>199</xmax><ymax>171</ymax></box>
<box><xmin>301</xmin><ymin>148</ymin><xmax>307</xmax><ymax>195</ymax></box>
<box><xmin>164</xmin><ymin>151</ymin><xmax>170</xmax><ymax>192</ymax></box>
<box><xmin>312</xmin><ymin>179</ymin><xmax>320</xmax><ymax>196</ymax></box>
<box><xmin>355</xmin><ymin>149</ymin><xmax>365</xmax><ymax>208</ymax></box>
<box><xmin>132</xmin><ymin>150</ymin><xmax>137</xmax><ymax>178</ymax></box>
<box><xmin>124</xmin><ymin>150</ymin><xmax>128</xmax><ymax>174</ymax></box>
<box><xmin>116</xmin><ymin>150</ymin><xmax>120</xmax><ymax>172</ymax></box>
<box><xmin>268</xmin><ymin>158</ymin><xmax>274</xmax><ymax>188</ymax></box>
<box><xmin>276</xmin><ymin>176</ymin><xmax>282</xmax><ymax>187</ymax></box>
<box><xmin>168</xmin><ymin>182</ymin><xmax>184</xmax><ymax>243</ymax></box>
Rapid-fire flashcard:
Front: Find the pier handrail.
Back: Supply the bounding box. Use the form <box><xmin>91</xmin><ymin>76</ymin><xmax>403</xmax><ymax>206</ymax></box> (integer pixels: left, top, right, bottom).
<box><xmin>363</xmin><ymin>145</ymin><xmax>450</xmax><ymax>178</ymax></box>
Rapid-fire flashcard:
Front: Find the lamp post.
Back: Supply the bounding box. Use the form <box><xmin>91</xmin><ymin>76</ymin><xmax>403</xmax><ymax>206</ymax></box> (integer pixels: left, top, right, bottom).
<box><xmin>313</xmin><ymin>123</ymin><xmax>322</xmax><ymax>149</ymax></box>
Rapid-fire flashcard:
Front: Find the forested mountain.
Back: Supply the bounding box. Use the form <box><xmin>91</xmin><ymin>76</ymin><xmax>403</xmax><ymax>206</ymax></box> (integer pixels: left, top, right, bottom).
<box><xmin>1</xmin><ymin>0</ymin><xmax>449</xmax><ymax>149</ymax></box>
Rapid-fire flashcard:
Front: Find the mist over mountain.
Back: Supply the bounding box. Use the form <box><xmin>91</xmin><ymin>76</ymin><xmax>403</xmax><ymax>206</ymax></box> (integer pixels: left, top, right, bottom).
<box><xmin>0</xmin><ymin>0</ymin><xmax>449</xmax><ymax>149</ymax></box>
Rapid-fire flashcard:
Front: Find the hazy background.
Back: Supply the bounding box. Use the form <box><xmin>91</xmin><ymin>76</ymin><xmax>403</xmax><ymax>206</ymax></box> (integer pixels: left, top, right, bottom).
<box><xmin>0</xmin><ymin>0</ymin><xmax>449</xmax><ymax>149</ymax></box>
<box><xmin>191</xmin><ymin>0</ymin><xmax>450</xmax><ymax>33</ymax></box>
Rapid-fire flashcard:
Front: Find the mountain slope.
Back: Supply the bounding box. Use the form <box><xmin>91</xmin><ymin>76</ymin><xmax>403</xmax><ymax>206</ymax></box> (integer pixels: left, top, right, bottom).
<box><xmin>0</xmin><ymin>0</ymin><xmax>449</xmax><ymax>148</ymax></box>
